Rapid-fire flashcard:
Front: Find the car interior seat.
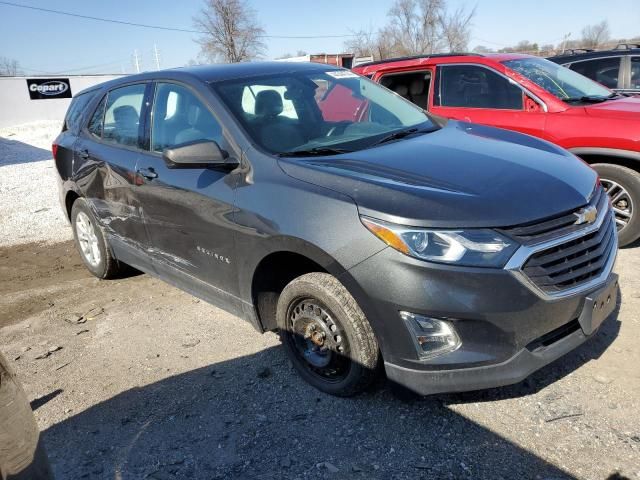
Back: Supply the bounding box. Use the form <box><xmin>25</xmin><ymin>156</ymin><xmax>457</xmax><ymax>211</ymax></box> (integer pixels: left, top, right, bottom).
<box><xmin>253</xmin><ymin>90</ymin><xmax>305</xmax><ymax>152</ymax></box>
<box><xmin>409</xmin><ymin>78</ymin><xmax>429</xmax><ymax>108</ymax></box>
<box><xmin>112</xmin><ymin>105</ymin><xmax>139</xmax><ymax>146</ymax></box>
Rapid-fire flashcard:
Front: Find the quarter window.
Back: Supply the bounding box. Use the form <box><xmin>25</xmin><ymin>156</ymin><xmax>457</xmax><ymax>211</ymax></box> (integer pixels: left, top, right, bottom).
<box><xmin>64</xmin><ymin>91</ymin><xmax>95</xmax><ymax>133</ymax></box>
<box><xmin>87</xmin><ymin>95</ymin><xmax>106</xmax><ymax>138</ymax></box>
<box><xmin>151</xmin><ymin>83</ymin><xmax>223</xmax><ymax>152</ymax></box>
<box><xmin>569</xmin><ymin>57</ymin><xmax>621</xmax><ymax>89</ymax></box>
<box><xmin>437</xmin><ymin>65</ymin><xmax>523</xmax><ymax>110</ymax></box>
<box><xmin>102</xmin><ymin>84</ymin><xmax>146</xmax><ymax>147</ymax></box>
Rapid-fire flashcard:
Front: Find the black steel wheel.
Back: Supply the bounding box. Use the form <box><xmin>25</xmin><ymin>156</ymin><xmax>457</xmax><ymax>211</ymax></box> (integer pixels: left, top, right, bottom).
<box><xmin>277</xmin><ymin>273</ymin><xmax>380</xmax><ymax>396</ymax></box>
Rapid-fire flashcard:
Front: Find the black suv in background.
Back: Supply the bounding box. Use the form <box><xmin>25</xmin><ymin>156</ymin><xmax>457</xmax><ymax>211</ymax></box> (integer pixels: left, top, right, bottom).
<box><xmin>54</xmin><ymin>62</ymin><xmax>619</xmax><ymax>396</ymax></box>
<box><xmin>549</xmin><ymin>44</ymin><xmax>640</xmax><ymax>95</ymax></box>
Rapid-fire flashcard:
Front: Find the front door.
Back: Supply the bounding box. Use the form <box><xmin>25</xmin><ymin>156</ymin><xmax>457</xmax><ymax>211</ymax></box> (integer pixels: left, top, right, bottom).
<box><xmin>430</xmin><ymin>64</ymin><xmax>548</xmax><ymax>140</ymax></box>
<box><xmin>135</xmin><ymin>81</ymin><xmax>240</xmax><ymax>302</ymax></box>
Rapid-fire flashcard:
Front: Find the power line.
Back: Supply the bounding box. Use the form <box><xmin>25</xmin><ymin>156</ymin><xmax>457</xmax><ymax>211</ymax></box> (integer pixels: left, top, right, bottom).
<box><xmin>0</xmin><ymin>1</ymin><xmax>357</xmax><ymax>38</ymax></box>
<box><xmin>20</xmin><ymin>58</ymin><xmax>130</xmax><ymax>75</ymax></box>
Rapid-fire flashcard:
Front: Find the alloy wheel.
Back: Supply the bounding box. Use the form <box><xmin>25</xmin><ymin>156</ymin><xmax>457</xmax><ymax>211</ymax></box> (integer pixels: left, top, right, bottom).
<box><xmin>75</xmin><ymin>211</ymin><xmax>101</xmax><ymax>267</ymax></box>
<box><xmin>601</xmin><ymin>178</ymin><xmax>633</xmax><ymax>231</ymax></box>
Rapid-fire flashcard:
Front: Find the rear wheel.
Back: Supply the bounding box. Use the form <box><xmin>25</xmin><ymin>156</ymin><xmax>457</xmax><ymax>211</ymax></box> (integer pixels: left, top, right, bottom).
<box><xmin>277</xmin><ymin>273</ymin><xmax>380</xmax><ymax>396</ymax></box>
<box><xmin>592</xmin><ymin>163</ymin><xmax>640</xmax><ymax>247</ymax></box>
<box><xmin>71</xmin><ymin>198</ymin><xmax>125</xmax><ymax>279</ymax></box>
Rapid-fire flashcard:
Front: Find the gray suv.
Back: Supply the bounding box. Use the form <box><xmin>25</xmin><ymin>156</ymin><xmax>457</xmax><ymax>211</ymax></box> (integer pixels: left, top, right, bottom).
<box><xmin>54</xmin><ymin>62</ymin><xmax>619</xmax><ymax>396</ymax></box>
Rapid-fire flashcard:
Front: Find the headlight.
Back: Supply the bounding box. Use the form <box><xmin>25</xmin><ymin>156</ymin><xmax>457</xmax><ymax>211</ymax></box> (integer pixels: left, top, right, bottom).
<box><xmin>361</xmin><ymin>217</ymin><xmax>518</xmax><ymax>267</ymax></box>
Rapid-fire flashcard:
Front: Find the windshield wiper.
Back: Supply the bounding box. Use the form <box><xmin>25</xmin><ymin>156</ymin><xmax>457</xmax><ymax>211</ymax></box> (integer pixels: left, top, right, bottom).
<box><xmin>564</xmin><ymin>95</ymin><xmax>609</xmax><ymax>104</ymax></box>
<box><xmin>371</xmin><ymin>127</ymin><xmax>418</xmax><ymax>146</ymax></box>
<box><xmin>278</xmin><ymin>147</ymin><xmax>351</xmax><ymax>157</ymax></box>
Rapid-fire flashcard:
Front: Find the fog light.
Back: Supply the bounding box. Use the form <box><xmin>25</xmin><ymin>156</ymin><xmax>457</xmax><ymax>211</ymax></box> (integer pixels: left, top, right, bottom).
<box><xmin>400</xmin><ymin>312</ymin><xmax>461</xmax><ymax>359</ymax></box>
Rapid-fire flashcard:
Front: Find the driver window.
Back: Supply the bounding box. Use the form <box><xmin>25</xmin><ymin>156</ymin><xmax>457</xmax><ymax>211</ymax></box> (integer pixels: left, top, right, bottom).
<box><xmin>151</xmin><ymin>83</ymin><xmax>223</xmax><ymax>152</ymax></box>
<box><xmin>437</xmin><ymin>65</ymin><xmax>524</xmax><ymax>110</ymax></box>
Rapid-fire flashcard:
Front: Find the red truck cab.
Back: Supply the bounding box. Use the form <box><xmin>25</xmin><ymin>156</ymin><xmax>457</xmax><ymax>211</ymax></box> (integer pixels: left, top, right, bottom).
<box><xmin>352</xmin><ymin>53</ymin><xmax>640</xmax><ymax>246</ymax></box>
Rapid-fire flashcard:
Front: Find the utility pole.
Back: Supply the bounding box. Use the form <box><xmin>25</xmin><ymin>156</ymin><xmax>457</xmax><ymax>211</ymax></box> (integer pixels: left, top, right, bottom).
<box><xmin>153</xmin><ymin>44</ymin><xmax>161</xmax><ymax>70</ymax></box>
<box><xmin>133</xmin><ymin>49</ymin><xmax>141</xmax><ymax>73</ymax></box>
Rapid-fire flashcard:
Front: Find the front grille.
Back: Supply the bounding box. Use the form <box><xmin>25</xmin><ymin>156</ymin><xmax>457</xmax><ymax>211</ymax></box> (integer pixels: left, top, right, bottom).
<box><xmin>521</xmin><ymin>210</ymin><xmax>616</xmax><ymax>294</ymax></box>
<box><xmin>499</xmin><ymin>186</ymin><xmax>607</xmax><ymax>245</ymax></box>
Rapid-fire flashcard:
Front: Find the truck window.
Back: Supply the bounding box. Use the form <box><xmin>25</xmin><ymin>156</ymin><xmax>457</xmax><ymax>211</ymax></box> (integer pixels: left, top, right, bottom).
<box><xmin>378</xmin><ymin>71</ymin><xmax>431</xmax><ymax>109</ymax></box>
<box><xmin>437</xmin><ymin>65</ymin><xmax>523</xmax><ymax>110</ymax></box>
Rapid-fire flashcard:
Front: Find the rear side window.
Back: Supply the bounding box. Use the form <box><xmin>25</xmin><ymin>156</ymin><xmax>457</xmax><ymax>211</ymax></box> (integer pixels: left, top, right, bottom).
<box><xmin>631</xmin><ymin>57</ymin><xmax>640</xmax><ymax>91</ymax></box>
<box><xmin>64</xmin><ymin>91</ymin><xmax>95</xmax><ymax>134</ymax></box>
<box><xmin>569</xmin><ymin>57</ymin><xmax>621</xmax><ymax>89</ymax></box>
<box><xmin>102</xmin><ymin>84</ymin><xmax>146</xmax><ymax>148</ymax></box>
<box><xmin>151</xmin><ymin>83</ymin><xmax>223</xmax><ymax>152</ymax></box>
<box><xmin>437</xmin><ymin>65</ymin><xmax>523</xmax><ymax>110</ymax></box>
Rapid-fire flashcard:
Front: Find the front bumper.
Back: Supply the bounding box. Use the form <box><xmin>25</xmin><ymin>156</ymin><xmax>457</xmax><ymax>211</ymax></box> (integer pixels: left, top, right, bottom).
<box><xmin>341</xmin><ymin>243</ymin><xmax>619</xmax><ymax>395</ymax></box>
<box><xmin>386</xmin><ymin>274</ymin><xmax>618</xmax><ymax>395</ymax></box>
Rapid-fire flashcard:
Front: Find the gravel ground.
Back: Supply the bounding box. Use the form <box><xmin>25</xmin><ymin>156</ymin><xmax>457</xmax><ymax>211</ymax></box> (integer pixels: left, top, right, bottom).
<box><xmin>1</xmin><ymin>123</ymin><xmax>639</xmax><ymax>479</ymax></box>
<box><xmin>0</xmin><ymin>121</ymin><xmax>72</xmax><ymax>247</ymax></box>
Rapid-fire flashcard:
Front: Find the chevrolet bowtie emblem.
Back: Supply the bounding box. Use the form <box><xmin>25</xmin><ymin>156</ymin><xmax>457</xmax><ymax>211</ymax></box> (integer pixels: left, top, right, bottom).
<box><xmin>574</xmin><ymin>205</ymin><xmax>598</xmax><ymax>225</ymax></box>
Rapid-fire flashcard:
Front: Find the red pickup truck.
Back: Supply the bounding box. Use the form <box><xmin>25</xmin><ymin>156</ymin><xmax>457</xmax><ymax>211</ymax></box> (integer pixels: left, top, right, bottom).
<box><xmin>351</xmin><ymin>54</ymin><xmax>640</xmax><ymax>246</ymax></box>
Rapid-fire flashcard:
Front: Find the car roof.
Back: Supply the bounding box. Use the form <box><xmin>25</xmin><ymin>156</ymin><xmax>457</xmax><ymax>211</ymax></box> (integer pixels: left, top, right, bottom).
<box><xmin>353</xmin><ymin>52</ymin><xmax>535</xmax><ymax>75</ymax></box>
<box><xmin>75</xmin><ymin>61</ymin><xmax>342</xmax><ymax>96</ymax></box>
<box><xmin>549</xmin><ymin>46</ymin><xmax>640</xmax><ymax>64</ymax></box>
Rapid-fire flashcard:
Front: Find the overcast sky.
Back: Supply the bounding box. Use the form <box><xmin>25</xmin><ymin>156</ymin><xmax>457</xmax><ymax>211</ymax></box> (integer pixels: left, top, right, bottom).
<box><xmin>1</xmin><ymin>0</ymin><xmax>639</xmax><ymax>75</ymax></box>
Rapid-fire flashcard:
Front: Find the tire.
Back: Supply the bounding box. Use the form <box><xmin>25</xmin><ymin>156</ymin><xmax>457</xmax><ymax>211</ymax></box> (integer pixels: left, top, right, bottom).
<box><xmin>277</xmin><ymin>272</ymin><xmax>380</xmax><ymax>397</ymax></box>
<box><xmin>70</xmin><ymin>198</ymin><xmax>123</xmax><ymax>279</ymax></box>
<box><xmin>592</xmin><ymin>163</ymin><xmax>640</xmax><ymax>247</ymax></box>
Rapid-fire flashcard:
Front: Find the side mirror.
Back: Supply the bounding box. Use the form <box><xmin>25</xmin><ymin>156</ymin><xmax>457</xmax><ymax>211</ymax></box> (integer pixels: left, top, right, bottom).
<box><xmin>163</xmin><ymin>140</ymin><xmax>239</xmax><ymax>170</ymax></box>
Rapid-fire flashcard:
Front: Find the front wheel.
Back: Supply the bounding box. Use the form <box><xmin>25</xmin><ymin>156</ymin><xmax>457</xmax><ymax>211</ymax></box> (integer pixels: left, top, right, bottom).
<box><xmin>592</xmin><ymin>163</ymin><xmax>640</xmax><ymax>247</ymax></box>
<box><xmin>277</xmin><ymin>273</ymin><xmax>380</xmax><ymax>396</ymax></box>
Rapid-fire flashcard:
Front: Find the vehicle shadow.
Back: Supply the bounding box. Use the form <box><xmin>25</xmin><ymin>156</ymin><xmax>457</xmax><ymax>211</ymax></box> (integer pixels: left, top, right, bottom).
<box><xmin>0</xmin><ymin>137</ymin><xmax>52</xmax><ymax>166</ymax></box>
<box><xmin>40</xmin><ymin>349</ymin><xmax>594</xmax><ymax>479</ymax></box>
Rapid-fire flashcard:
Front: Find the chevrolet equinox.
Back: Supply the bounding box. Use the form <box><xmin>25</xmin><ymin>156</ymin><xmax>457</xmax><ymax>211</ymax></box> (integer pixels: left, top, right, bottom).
<box><xmin>54</xmin><ymin>62</ymin><xmax>619</xmax><ymax>396</ymax></box>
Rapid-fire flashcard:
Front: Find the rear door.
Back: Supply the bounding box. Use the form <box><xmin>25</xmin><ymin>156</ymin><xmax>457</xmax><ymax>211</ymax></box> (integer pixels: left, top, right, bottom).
<box><xmin>431</xmin><ymin>64</ymin><xmax>548</xmax><ymax>139</ymax></box>
<box><xmin>54</xmin><ymin>90</ymin><xmax>96</xmax><ymax>179</ymax></box>
<box><xmin>134</xmin><ymin>81</ymin><xmax>240</xmax><ymax>302</ymax></box>
<box><xmin>73</xmin><ymin>83</ymin><xmax>151</xmax><ymax>266</ymax></box>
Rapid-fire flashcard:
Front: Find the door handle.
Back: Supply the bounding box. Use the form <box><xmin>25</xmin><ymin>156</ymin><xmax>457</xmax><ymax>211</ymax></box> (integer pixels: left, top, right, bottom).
<box><xmin>137</xmin><ymin>167</ymin><xmax>158</xmax><ymax>180</ymax></box>
<box><xmin>79</xmin><ymin>149</ymin><xmax>89</xmax><ymax>159</ymax></box>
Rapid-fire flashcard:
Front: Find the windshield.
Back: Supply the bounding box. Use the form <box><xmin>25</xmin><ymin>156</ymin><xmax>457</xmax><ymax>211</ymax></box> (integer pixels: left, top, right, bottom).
<box><xmin>212</xmin><ymin>69</ymin><xmax>436</xmax><ymax>155</ymax></box>
<box><xmin>503</xmin><ymin>57</ymin><xmax>612</xmax><ymax>101</ymax></box>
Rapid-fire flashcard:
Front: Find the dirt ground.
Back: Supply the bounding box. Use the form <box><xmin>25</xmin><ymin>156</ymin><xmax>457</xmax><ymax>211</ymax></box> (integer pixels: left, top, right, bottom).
<box><xmin>0</xmin><ymin>238</ymin><xmax>638</xmax><ymax>480</ymax></box>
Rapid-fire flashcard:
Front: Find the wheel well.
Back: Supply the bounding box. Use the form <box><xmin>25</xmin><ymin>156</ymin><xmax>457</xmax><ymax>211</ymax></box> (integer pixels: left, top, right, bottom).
<box><xmin>251</xmin><ymin>252</ymin><xmax>327</xmax><ymax>332</ymax></box>
<box><xmin>64</xmin><ymin>191</ymin><xmax>80</xmax><ymax>220</ymax></box>
<box><xmin>577</xmin><ymin>154</ymin><xmax>640</xmax><ymax>173</ymax></box>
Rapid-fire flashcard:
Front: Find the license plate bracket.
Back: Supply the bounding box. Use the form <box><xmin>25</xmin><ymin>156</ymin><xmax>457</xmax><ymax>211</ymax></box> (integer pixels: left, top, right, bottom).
<box><xmin>577</xmin><ymin>274</ymin><xmax>619</xmax><ymax>336</ymax></box>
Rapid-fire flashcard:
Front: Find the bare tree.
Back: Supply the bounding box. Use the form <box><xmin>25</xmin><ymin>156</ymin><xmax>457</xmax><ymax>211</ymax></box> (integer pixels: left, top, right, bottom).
<box><xmin>193</xmin><ymin>0</ymin><xmax>265</xmax><ymax>63</ymax></box>
<box><xmin>439</xmin><ymin>5</ymin><xmax>476</xmax><ymax>52</ymax></box>
<box><xmin>472</xmin><ymin>45</ymin><xmax>492</xmax><ymax>54</ymax></box>
<box><xmin>0</xmin><ymin>57</ymin><xmax>21</xmax><ymax>76</ymax></box>
<box><xmin>387</xmin><ymin>0</ymin><xmax>445</xmax><ymax>55</ymax></box>
<box><xmin>581</xmin><ymin>20</ymin><xmax>611</xmax><ymax>49</ymax></box>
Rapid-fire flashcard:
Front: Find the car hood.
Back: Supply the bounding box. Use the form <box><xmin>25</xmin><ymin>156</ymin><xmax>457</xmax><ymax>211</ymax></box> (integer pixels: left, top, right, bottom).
<box><xmin>583</xmin><ymin>96</ymin><xmax>640</xmax><ymax>120</ymax></box>
<box><xmin>279</xmin><ymin>122</ymin><xmax>597</xmax><ymax>228</ymax></box>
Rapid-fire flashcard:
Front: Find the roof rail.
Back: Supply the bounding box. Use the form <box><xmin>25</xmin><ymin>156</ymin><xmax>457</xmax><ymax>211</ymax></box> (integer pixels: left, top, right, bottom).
<box><xmin>560</xmin><ymin>48</ymin><xmax>595</xmax><ymax>55</ymax></box>
<box><xmin>355</xmin><ymin>52</ymin><xmax>481</xmax><ymax>68</ymax></box>
<box><xmin>614</xmin><ymin>43</ymin><xmax>640</xmax><ymax>50</ymax></box>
